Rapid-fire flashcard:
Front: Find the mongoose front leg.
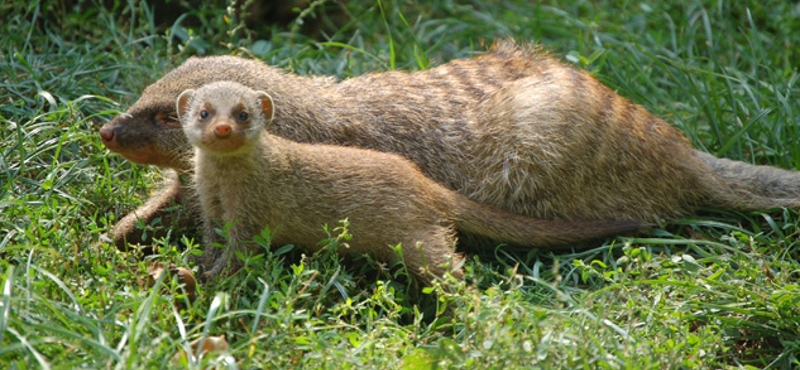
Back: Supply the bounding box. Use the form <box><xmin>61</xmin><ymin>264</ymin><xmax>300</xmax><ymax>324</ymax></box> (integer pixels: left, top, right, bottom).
<box><xmin>198</xmin><ymin>223</ymin><xmax>231</xmax><ymax>280</ymax></box>
<box><xmin>200</xmin><ymin>232</ymin><xmax>254</xmax><ymax>279</ymax></box>
<box><xmin>197</xmin><ymin>208</ymin><xmax>260</xmax><ymax>279</ymax></box>
<box><xmin>111</xmin><ymin>177</ymin><xmax>200</xmax><ymax>250</ymax></box>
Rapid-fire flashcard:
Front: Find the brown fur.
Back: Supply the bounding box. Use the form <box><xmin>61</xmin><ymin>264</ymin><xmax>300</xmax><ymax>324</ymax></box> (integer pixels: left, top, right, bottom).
<box><xmin>177</xmin><ymin>81</ymin><xmax>648</xmax><ymax>283</ymax></box>
<box><xmin>99</xmin><ymin>40</ymin><xmax>800</xmax><ymax>249</ymax></box>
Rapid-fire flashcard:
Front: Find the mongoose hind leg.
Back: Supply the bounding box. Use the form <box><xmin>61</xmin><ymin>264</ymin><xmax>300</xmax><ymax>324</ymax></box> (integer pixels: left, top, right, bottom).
<box><xmin>396</xmin><ymin>229</ymin><xmax>465</xmax><ymax>286</ymax></box>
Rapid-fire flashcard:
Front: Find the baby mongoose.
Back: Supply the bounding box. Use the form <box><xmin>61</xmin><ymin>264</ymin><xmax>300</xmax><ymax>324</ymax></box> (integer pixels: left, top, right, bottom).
<box><xmin>101</xmin><ymin>40</ymin><xmax>800</xmax><ymax>250</ymax></box>
<box><xmin>177</xmin><ymin>81</ymin><xmax>648</xmax><ymax>284</ymax></box>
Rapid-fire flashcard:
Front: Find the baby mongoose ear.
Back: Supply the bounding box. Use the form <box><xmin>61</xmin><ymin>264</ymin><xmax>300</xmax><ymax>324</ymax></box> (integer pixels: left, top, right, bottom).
<box><xmin>176</xmin><ymin>89</ymin><xmax>195</xmax><ymax>121</ymax></box>
<box><xmin>255</xmin><ymin>91</ymin><xmax>274</xmax><ymax>127</ymax></box>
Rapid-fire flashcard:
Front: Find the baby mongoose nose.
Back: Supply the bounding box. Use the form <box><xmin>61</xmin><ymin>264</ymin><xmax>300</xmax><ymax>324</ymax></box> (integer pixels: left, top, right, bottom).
<box><xmin>214</xmin><ymin>124</ymin><xmax>232</xmax><ymax>138</ymax></box>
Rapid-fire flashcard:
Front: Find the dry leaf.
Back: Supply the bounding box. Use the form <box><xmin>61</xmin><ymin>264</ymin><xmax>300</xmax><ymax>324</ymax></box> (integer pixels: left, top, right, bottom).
<box><xmin>146</xmin><ymin>261</ymin><xmax>166</xmax><ymax>287</ymax></box>
<box><xmin>171</xmin><ymin>335</ymin><xmax>230</xmax><ymax>364</ymax></box>
<box><xmin>169</xmin><ymin>265</ymin><xmax>198</xmax><ymax>301</ymax></box>
<box><xmin>144</xmin><ymin>261</ymin><xmax>198</xmax><ymax>302</ymax></box>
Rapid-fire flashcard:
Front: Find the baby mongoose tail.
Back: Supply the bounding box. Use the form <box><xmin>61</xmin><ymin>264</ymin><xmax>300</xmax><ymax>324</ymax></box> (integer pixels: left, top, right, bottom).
<box><xmin>454</xmin><ymin>198</ymin><xmax>650</xmax><ymax>248</ymax></box>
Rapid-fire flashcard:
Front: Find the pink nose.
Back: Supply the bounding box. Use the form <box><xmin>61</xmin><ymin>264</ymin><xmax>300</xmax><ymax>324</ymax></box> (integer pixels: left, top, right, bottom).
<box><xmin>214</xmin><ymin>124</ymin><xmax>231</xmax><ymax>138</ymax></box>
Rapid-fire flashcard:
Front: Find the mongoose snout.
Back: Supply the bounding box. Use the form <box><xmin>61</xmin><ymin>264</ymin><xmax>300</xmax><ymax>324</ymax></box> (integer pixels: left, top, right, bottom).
<box><xmin>213</xmin><ymin>123</ymin><xmax>232</xmax><ymax>138</ymax></box>
<box><xmin>201</xmin><ymin>120</ymin><xmax>246</xmax><ymax>153</ymax></box>
<box><xmin>99</xmin><ymin>125</ymin><xmax>117</xmax><ymax>148</ymax></box>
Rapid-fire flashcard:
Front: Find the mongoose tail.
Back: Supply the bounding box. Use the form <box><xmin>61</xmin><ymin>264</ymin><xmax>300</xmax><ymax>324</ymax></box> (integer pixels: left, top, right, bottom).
<box><xmin>695</xmin><ymin>150</ymin><xmax>800</xmax><ymax>209</ymax></box>
<box><xmin>454</xmin><ymin>199</ymin><xmax>650</xmax><ymax>248</ymax></box>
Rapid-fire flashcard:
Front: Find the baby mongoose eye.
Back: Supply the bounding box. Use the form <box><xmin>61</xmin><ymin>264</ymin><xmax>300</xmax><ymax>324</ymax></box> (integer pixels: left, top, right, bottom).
<box><xmin>199</xmin><ymin>110</ymin><xmax>209</xmax><ymax>120</ymax></box>
<box><xmin>238</xmin><ymin>111</ymin><xmax>249</xmax><ymax>122</ymax></box>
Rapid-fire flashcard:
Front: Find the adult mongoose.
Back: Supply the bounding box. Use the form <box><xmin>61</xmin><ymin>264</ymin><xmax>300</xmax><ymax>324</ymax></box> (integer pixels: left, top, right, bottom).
<box><xmin>100</xmin><ymin>40</ymin><xmax>800</xmax><ymax>249</ymax></box>
<box><xmin>178</xmin><ymin>81</ymin><xmax>647</xmax><ymax>283</ymax></box>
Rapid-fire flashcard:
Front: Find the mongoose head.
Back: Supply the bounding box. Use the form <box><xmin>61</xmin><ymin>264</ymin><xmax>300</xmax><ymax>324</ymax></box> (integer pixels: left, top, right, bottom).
<box><xmin>177</xmin><ymin>81</ymin><xmax>274</xmax><ymax>156</ymax></box>
<box><xmin>98</xmin><ymin>56</ymin><xmax>276</xmax><ymax>169</ymax></box>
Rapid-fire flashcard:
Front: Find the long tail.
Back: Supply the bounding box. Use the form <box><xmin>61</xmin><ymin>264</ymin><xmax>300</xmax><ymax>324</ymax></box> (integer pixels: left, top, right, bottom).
<box><xmin>454</xmin><ymin>199</ymin><xmax>650</xmax><ymax>248</ymax></box>
<box><xmin>695</xmin><ymin>150</ymin><xmax>800</xmax><ymax>210</ymax></box>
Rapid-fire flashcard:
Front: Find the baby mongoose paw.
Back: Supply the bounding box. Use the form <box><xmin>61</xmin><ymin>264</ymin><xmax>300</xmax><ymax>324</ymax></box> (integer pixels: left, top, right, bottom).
<box><xmin>201</xmin><ymin>270</ymin><xmax>217</xmax><ymax>283</ymax></box>
<box><xmin>200</xmin><ymin>261</ymin><xmax>225</xmax><ymax>283</ymax></box>
<box><xmin>199</xmin><ymin>256</ymin><xmax>242</xmax><ymax>283</ymax></box>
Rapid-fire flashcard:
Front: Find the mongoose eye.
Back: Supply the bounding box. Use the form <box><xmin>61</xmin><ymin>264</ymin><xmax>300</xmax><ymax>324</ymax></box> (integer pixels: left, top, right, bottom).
<box><xmin>199</xmin><ymin>110</ymin><xmax>209</xmax><ymax>120</ymax></box>
<box><xmin>238</xmin><ymin>111</ymin><xmax>249</xmax><ymax>122</ymax></box>
<box><xmin>156</xmin><ymin>112</ymin><xmax>182</xmax><ymax>128</ymax></box>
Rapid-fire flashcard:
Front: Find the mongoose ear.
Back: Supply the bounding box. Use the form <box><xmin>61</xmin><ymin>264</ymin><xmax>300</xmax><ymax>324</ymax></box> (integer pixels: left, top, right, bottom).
<box><xmin>176</xmin><ymin>89</ymin><xmax>195</xmax><ymax>120</ymax></box>
<box><xmin>255</xmin><ymin>91</ymin><xmax>275</xmax><ymax>127</ymax></box>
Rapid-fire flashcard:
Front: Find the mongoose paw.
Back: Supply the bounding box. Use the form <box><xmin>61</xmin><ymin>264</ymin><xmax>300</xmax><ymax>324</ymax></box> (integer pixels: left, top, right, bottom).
<box><xmin>200</xmin><ymin>263</ymin><xmax>224</xmax><ymax>283</ymax></box>
<box><xmin>199</xmin><ymin>256</ymin><xmax>233</xmax><ymax>283</ymax></box>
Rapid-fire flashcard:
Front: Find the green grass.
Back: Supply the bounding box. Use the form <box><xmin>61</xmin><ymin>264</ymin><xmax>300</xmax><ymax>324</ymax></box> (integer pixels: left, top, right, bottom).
<box><xmin>3</xmin><ymin>0</ymin><xmax>800</xmax><ymax>368</ymax></box>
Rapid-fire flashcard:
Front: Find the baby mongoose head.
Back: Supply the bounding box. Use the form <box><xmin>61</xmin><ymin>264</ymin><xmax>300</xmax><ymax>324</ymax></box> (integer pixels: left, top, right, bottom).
<box><xmin>176</xmin><ymin>81</ymin><xmax>274</xmax><ymax>156</ymax></box>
